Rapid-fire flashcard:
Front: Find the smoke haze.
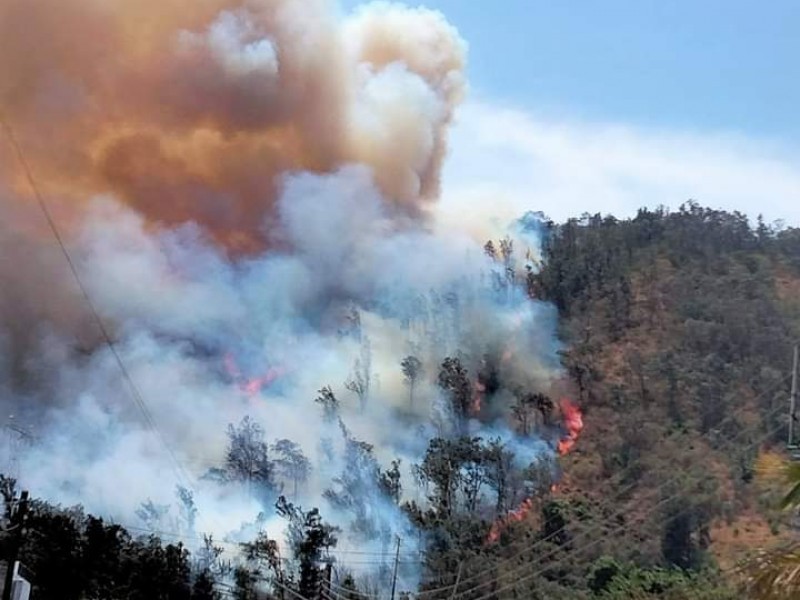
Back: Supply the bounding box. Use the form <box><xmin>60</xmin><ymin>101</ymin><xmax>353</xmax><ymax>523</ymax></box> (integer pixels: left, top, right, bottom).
<box><xmin>0</xmin><ymin>0</ymin><xmax>564</xmax><ymax>591</ymax></box>
<box><xmin>1</xmin><ymin>0</ymin><xmax>465</xmax><ymax>250</ymax></box>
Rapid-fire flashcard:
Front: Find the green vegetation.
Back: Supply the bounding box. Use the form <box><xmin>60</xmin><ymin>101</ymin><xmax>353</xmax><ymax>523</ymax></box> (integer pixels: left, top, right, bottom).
<box><xmin>531</xmin><ymin>202</ymin><xmax>800</xmax><ymax>597</ymax></box>
<box><xmin>3</xmin><ymin>203</ymin><xmax>799</xmax><ymax>598</ymax></box>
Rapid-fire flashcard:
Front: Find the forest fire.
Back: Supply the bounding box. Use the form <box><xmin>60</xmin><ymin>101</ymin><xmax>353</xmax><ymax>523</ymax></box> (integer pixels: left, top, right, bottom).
<box><xmin>487</xmin><ymin>497</ymin><xmax>534</xmax><ymax>544</ymax></box>
<box><xmin>224</xmin><ymin>354</ymin><xmax>285</xmax><ymax>397</ymax></box>
<box><xmin>556</xmin><ymin>398</ymin><xmax>584</xmax><ymax>455</ymax></box>
<box><xmin>0</xmin><ymin>0</ymin><xmax>579</xmax><ymax>591</ymax></box>
<box><xmin>486</xmin><ymin>398</ymin><xmax>582</xmax><ymax>544</ymax></box>
<box><xmin>471</xmin><ymin>380</ymin><xmax>486</xmax><ymax>414</ymax></box>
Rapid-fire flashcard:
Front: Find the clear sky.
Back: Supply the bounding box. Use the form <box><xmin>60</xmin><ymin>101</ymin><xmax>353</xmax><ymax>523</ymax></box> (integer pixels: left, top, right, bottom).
<box><xmin>341</xmin><ymin>1</ymin><xmax>800</xmax><ymax>224</ymax></box>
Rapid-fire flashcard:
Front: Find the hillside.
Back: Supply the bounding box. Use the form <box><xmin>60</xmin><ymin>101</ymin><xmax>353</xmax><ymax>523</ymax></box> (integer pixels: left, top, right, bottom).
<box><xmin>2</xmin><ymin>203</ymin><xmax>800</xmax><ymax>600</ymax></box>
<box><xmin>530</xmin><ymin>202</ymin><xmax>800</xmax><ymax>596</ymax></box>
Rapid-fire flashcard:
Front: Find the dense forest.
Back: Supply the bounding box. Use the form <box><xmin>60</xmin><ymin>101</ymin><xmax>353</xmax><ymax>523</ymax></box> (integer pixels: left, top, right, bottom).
<box><xmin>3</xmin><ymin>203</ymin><xmax>800</xmax><ymax>599</ymax></box>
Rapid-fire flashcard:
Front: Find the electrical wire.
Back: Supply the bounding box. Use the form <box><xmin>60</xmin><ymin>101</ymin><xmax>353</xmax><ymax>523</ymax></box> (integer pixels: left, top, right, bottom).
<box><xmin>327</xmin><ymin>580</ymin><xmax>381</xmax><ymax>599</ymax></box>
<box><xmin>450</xmin><ymin>406</ymin><xmax>789</xmax><ymax>600</ymax></box>
<box><xmin>1</xmin><ymin>116</ymin><xmax>196</xmax><ymax>495</ymax></box>
<box><xmin>449</xmin><ymin>414</ymin><xmax>791</xmax><ymax>600</ymax></box>
<box><xmin>271</xmin><ymin>578</ymin><xmax>315</xmax><ymax>600</ymax></box>
<box><xmin>4</xmin><ymin>113</ymin><xmax>795</xmax><ymax>597</ymax></box>
<box><xmin>119</xmin><ymin>524</ymin><xmax>244</xmax><ymax>549</ymax></box>
<box><xmin>417</xmin><ymin>372</ymin><xmax>792</xmax><ymax>598</ymax></box>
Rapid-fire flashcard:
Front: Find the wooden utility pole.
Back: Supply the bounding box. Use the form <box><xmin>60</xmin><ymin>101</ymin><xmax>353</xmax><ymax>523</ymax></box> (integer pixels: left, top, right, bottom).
<box><xmin>790</xmin><ymin>344</ymin><xmax>799</xmax><ymax>448</ymax></box>
<box><xmin>2</xmin><ymin>490</ymin><xmax>29</xmax><ymax>600</ymax></box>
<box><xmin>449</xmin><ymin>563</ymin><xmax>463</xmax><ymax>600</ymax></box>
<box><xmin>321</xmin><ymin>562</ymin><xmax>332</xmax><ymax>600</ymax></box>
<box><xmin>389</xmin><ymin>537</ymin><xmax>401</xmax><ymax>600</ymax></box>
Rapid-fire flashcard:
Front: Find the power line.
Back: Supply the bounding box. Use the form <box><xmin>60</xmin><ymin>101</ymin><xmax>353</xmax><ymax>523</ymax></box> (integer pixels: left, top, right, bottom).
<box><xmin>271</xmin><ymin>578</ymin><xmax>314</xmax><ymax>600</ymax></box>
<box><xmin>4</xmin><ymin>112</ymin><xmax>794</xmax><ymax>596</ymax></box>
<box><xmin>327</xmin><ymin>581</ymin><xmax>377</xmax><ymax>599</ymax></box>
<box><xmin>448</xmin><ymin>409</ymin><xmax>791</xmax><ymax>600</ymax></box>
<box><xmin>441</xmin><ymin>417</ymin><xmax>785</xmax><ymax>600</ymax></box>
<box><xmin>119</xmin><ymin>524</ymin><xmax>243</xmax><ymax>549</ymax></box>
<box><xmin>454</xmin><ymin>405</ymin><xmax>788</xmax><ymax>600</ymax></box>
<box><xmin>117</xmin><ymin>523</ymin><xmax>420</xmax><ymax>568</ymax></box>
<box><xmin>416</xmin><ymin>372</ymin><xmax>793</xmax><ymax>599</ymax></box>
<box><xmin>0</xmin><ymin>117</ymin><xmax>193</xmax><ymax>490</ymax></box>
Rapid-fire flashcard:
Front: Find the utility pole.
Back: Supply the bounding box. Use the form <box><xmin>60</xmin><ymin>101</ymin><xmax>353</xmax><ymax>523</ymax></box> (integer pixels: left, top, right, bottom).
<box><xmin>2</xmin><ymin>490</ymin><xmax>29</xmax><ymax>600</ymax></box>
<box><xmin>389</xmin><ymin>537</ymin><xmax>401</xmax><ymax>600</ymax></box>
<box><xmin>790</xmin><ymin>344</ymin><xmax>799</xmax><ymax>449</ymax></box>
<box><xmin>323</xmin><ymin>562</ymin><xmax>332</xmax><ymax>600</ymax></box>
<box><xmin>449</xmin><ymin>563</ymin><xmax>463</xmax><ymax>600</ymax></box>
<box><xmin>2</xmin><ymin>421</ymin><xmax>32</xmax><ymax>481</ymax></box>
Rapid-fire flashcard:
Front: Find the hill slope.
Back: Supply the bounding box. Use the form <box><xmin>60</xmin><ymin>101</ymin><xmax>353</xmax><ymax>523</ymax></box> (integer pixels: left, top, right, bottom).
<box><xmin>530</xmin><ymin>202</ymin><xmax>800</xmax><ymax>595</ymax></box>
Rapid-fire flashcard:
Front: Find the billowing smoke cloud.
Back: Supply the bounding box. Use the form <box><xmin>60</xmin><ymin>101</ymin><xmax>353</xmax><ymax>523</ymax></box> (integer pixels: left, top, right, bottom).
<box><xmin>2</xmin><ymin>168</ymin><xmax>561</xmax><ymax>587</ymax></box>
<box><xmin>0</xmin><ymin>0</ymin><xmax>465</xmax><ymax>250</ymax></box>
<box><xmin>0</xmin><ymin>0</ymin><xmax>563</xmax><ymax>593</ymax></box>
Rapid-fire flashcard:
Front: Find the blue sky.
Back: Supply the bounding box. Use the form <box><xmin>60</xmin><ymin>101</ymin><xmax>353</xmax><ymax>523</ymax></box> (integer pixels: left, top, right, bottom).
<box><xmin>341</xmin><ymin>1</ymin><xmax>800</xmax><ymax>224</ymax></box>
<box><xmin>343</xmin><ymin>0</ymin><xmax>799</xmax><ymax>139</ymax></box>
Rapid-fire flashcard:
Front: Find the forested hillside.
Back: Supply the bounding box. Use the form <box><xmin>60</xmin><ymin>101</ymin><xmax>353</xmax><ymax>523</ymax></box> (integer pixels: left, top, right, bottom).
<box><xmin>3</xmin><ymin>203</ymin><xmax>800</xmax><ymax>600</ymax></box>
<box><xmin>532</xmin><ymin>202</ymin><xmax>800</xmax><ymax>596</ymax></box>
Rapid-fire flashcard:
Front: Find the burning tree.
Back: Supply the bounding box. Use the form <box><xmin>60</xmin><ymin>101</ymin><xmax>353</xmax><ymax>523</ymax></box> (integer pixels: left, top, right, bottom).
<box><xmin>276</xmin><ymin>496</ymin><xmax>339</xmax><ymax>600</ymax></box>
<box><xmin>240</xmin><ymin>531</ymin><xmax>286</xmax><ymax>597</ymax></box>
<box><xmin>176</xmin><ymin>485</ymin><xmax>198</xmax><ymax>533</ymax></box>
<box><xmin>315</xmin><ymin>386</ymin><xmax>339</xmax><ymax>423</ymax></box>
<box><xmin>136</xmin><ymin>499</ymin><xmax>170</xmax><ymax>531</ymax></box>
<box><xmin>272</xmin><ymin>439</ymin><xmax>311</xmax><ymax>499</ymax></box>
<box><xmin>483</xmin><ymin>438</ymin><xmax>516</xmax><ymax>513</ymax></box>
<box><xmin>345</xmin><ymin>337</ymin><xmax>372</xmax><ymax>412</ymax></box>
<box><xmin>511</xmin><ymin>391</ymin><xmax>555</xmax><ymax>436</ymax></box>
<box><xmin>557</xmin><ymin>398</ymin><xmax>584</xmax><ymax>455</ymax></box>
<box><xmin>400</xmin><ymin>355</ymin><xmax>423</xmax><ymax>407</ymax></box>
<box><xmin>379</xmin><ymin>459</ymin><xmax>402</xmax><ymax>505</ymax></box>
<box><xmin>413</xmin><ymin>437</ymin><xmax>491</xmax><ymax>518</ymax></box>
<box><xmin>204</xmin><ymin>416</ymin><xmax>277</xmax><ymax>502</ymax></box>
<box><xmin>413</xmin><ymin>437</ymin><xmax>464</xmax><ymax>518</ymax></box>
<box><xmin>437</xmin><ymin>356</ymin><xmax>472</xmax><ymax>435</ymax></box>
<box><xmin>324</xmin><ymin>422</ymin><xmax>399</xmax><ymax>544</ymax></box>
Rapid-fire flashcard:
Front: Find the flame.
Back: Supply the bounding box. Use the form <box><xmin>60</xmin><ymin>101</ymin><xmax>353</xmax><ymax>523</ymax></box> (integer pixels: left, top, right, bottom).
<box><xmin>556</xmin><ymin>398</ymin><xmax>583</xmax><ymax>456</ymax></box>
<box><xmin>470</xmin><ymin>380</ymin><xmax>486</xmax><ymax>415</ymax></box>
<box><xmin>224</xmin><ymin>353</ymin><xmax>285</xmax><ymax>397</ymax></box>
<box><xmin>240</xmin><ymin>366</ymin><xmax>286</xmax><ymax>396</ymax></box>
<box><xmin>486</xmin><ymin>398</ymin><xmax>581</xmax><ymax>544</ymax></box>
<box><xmin>487</xmin><ymin>498</ymin><xmax>534</xmax><ymax>544</ymax></box>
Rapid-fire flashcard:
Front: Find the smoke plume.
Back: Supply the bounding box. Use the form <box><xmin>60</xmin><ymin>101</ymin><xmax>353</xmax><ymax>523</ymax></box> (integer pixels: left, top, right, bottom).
<box><xmin>0</xmin><ymin>0</ymin><xmax>465</xmax><ymax>250</ymax></box>
<box><xmin>0</xmin><ymin>0</ymin><xmax>565</xmax><ymax>593</ymax></box>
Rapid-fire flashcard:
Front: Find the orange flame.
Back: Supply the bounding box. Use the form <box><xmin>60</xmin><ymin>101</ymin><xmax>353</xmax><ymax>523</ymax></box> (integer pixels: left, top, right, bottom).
<box><xmin>486</xmin><ymin>399</ymin><xmax>580</xmax><ymax>544</ymax></box>
<box><xmin>487</xmin><ymin>498</ymin><xmax>534</xmax><ymax>544</ymax></box>
<box><xmin>224</xmin><ymin>353</ymin><xmax>285</xmax><ymax>397</ymax></box>
<box><xmin>470</xmin><ymin>380</ymin><xmax>486</xmax><ymax>415</ymax></box>
<box><xmin>556</xmin><ymin>398</ymin><xmax>583</xmax><ymax>456</ymax></box>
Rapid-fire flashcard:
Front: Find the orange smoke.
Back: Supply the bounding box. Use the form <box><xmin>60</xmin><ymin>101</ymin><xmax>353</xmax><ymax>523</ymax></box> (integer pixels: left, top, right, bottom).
<box><xmin>556</xmin><ymin>398</ymin><xmax>583</xmax><ymax>455</ymax></box>
<box><xmin>0</xmin><ymin>0</ymin><xmax>466</xmax><ymax>252</ymax></box>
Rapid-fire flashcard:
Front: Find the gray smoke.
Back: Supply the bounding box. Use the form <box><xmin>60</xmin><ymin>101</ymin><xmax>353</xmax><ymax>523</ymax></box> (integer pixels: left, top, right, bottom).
<box><xmin>1</xmin><ymin>166</ymin><xmax>561</xmax><ymax>590</ymax></box>
<box><xmin>0</xmin><ymin>0</ymin><xmax>564</xmax><ymax>593</ymax></box>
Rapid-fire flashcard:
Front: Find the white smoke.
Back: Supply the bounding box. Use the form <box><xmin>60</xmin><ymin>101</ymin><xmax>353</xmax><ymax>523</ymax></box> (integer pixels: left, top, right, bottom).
<box><xmin>1</xmin><ymin>165</ymin><xmax>561</xmax><ymax>591</ymax></box>
<box><xmin>0</xmin><ymin>0</ymin><xmax>564</xmax><ymax>593</ymax></box>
